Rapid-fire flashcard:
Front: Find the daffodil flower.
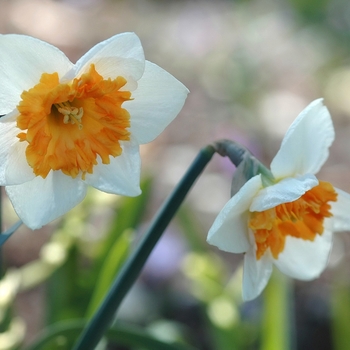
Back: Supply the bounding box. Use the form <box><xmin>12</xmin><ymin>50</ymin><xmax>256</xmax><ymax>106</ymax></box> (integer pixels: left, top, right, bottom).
<box><xmin>0</xmin><ymin>33</ymin><xmax>188</xmax><ymax>230</ymax></box>
<box><xmin>208</xmin><ymin>99</ymin><xmax>350</xmax><ymax>301</ymax></box>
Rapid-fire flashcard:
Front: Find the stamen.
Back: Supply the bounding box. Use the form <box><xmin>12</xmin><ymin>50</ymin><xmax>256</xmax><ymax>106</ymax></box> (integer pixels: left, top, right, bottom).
<box><xmin>56</xmin><ymin>102</ymin><xmax>84</xmax><ymax>130</ymax></box>
<box><xmin>16</xmin><ymin>64</ymin><xmax>131</xmax><ymax>179</ymax></box>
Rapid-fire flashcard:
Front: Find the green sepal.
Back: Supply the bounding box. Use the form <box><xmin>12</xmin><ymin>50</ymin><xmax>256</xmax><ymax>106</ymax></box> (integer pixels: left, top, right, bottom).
<box><xmin>213</xmin><ymin>139</ymin><xmax>274</xmax><ymax>196</ymax></box>
<box><xmin>229</xmin><ymin>150</ymin><xmax>274</xmax><ymax>197</ymax></box>
<box><xmin>230</xmin><ymin>153</ymin><xmax>260</xmax><ymax>197</ymax></box>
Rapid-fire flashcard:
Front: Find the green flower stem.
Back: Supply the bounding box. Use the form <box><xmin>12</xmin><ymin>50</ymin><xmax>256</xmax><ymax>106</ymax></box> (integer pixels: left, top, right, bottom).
<box><xmin>261</xmin><ymin>270</ymin><xmax>293</xmax><ymax>350</ymax></box>
<box><xmin>73</xmin><ymin>145</ymin><xmax>216</xmax><ymax>350</ymax></box>
<box><xmin>73</xmin><ymin>139</ymin><xmax>261</xmax><ymax>350</ymax></box>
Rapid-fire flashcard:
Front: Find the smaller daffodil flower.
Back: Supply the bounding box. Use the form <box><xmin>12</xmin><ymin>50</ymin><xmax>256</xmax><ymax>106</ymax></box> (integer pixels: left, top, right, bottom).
<box><xmin>207</xmin><ymin>99</ymin><xmax>350</xmax><ymax>301</ymax></box>
<box><xmin>0</xmin><ymin>33</ymin><xmax>188</xmax><ymax>230</ymax></box>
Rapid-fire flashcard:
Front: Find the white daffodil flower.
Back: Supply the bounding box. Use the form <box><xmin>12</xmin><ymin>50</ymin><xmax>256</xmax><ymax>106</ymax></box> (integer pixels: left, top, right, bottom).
<box><xmin>208</xmin><ymin>99</ymin><xmax>350</xmax><ymax>301</ymax></box>
<box><xmin>0</xmin><ymin>33</ymin><xmax>188</xmax><ymax>230</ymax></box>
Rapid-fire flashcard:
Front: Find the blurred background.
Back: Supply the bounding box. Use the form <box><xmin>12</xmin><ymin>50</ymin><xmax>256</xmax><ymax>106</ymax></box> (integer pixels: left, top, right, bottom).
<box><xmin>2</xmin><ymin>0</ymin><xmax>350</xmax><ymax>349</ymax></box>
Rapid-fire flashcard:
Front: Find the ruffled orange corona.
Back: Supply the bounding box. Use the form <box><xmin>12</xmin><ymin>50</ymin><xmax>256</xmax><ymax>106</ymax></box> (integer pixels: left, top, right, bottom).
<box><xmin>249</xmin><ymin>181</ymin><xmax>337</xmax><ymax>259</ymax></box>
<box><xmin>16</xmin><ymin>64</ymin><xmax>131</xmax><ymax>180</ymax></box>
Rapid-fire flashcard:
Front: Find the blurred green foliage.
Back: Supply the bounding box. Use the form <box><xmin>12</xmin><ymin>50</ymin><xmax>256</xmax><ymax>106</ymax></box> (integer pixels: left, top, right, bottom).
<box><xmin>2</xmin><ymin>1</ymin><xmax>350</xmax><ymax>349</ymax></box>
<box><xmin>289</xmin><ymin>0</ymin><xmax>330</xmax><ymax>21</ymax></box>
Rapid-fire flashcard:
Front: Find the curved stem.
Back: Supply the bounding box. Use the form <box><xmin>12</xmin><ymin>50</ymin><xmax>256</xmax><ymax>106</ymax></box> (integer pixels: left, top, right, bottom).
<box><xmin>73</xmin><ymin>139</ymin><xmax>258</xmax><ymax>350</ymax></box>
<box><xmin>213</xmin><ymin>139</ymin><xmax>249</xmax><ymax>166</ymax></box>
<box><xmin>73</xmin><ymin>145</ymin><xmax>216</xmax><ymax>350</ymax></box>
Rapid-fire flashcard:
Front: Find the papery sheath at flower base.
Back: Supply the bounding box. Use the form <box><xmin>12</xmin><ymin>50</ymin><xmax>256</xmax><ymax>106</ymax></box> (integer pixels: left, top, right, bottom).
<box><xmin>0</xmin><ymin>33</ymin><xmax>189</xmax><ymax>230</ymax></box>
<box><xmin>207</xmin><ymin>99</ymin><xmax>350</xmax><ymax>301</ymax></box>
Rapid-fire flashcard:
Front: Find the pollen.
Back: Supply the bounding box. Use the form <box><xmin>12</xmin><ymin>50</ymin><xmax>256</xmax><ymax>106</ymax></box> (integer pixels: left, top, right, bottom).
<box><xmin>16</xmin><ymin>64</ymin><xmax>131</xmax><ymax>179</ymax></box>
<box><xmin>56</xmin><ymin>102</ymin><xmax>84</xmax><ymax>130</ymax></box>
<box><xmin>248</xmin><ymin>181</ymin><xmax>337</xmax><ymax>260</ymax></box>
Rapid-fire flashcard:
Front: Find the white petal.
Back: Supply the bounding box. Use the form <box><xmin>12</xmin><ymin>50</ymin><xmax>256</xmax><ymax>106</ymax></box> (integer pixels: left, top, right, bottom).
<box><xmin>242</xmin><ymin>247</ymin><xmax>273</xmax><ymax>301</ymax></box>
<box><xmin>126</xmin><ymin>61</ymin><xmax>189</xmax><ymax>144</ymax></box>
<box><xmin>84</xmin><ymin>141</ymin><xmax>141</xmax><ymax>197</ymax></box>
<box><xmin>0</xmin><ymin>121</ymin><xmax>20</xmax><ymax>185</ymax></box>
<box><xmin>327</xmin><ymin>188</ymin><xmax>350</xmax><ymax>232</ymax></box>
<box><xmin>0</xmin><ymin>34</ymin><xmax>73</xmax><ymax>113</ymax></box>
<box><xmin>6</xmin><ymin>171</ymin><xmax>87</xmax><ymax>230</ymax></box>
<box><xmin>74</xmin><ymin>32</ymin><xmax>145</xmax><ymax>83</ymax></box>
<box><xmin>1</xmin><ymin>109</ymin><xmax>19</xmax><ymax>123</ymax></box>
<box><xmin>207</xmin><ymin>175</ymin><xmax>262</xmax><ymax>253</ymax></box>
<box><xmin>271</xmin><ymin>99</ymin><xmax>334</xmax><ymax>179</ymax></box>
<box><xmin>250</xmin><ymin>174</ymin><xmax>318</xmax><ymax>212</ymax></box>
<box><xmin>5</xmin><ymin>141</ymin><xmax>35</xmax><ymax>185</ymax></box>
<box><xmin>274</xmin><ymin>229</ymin><xmax>332</xmax><ymax>280</ymax></box>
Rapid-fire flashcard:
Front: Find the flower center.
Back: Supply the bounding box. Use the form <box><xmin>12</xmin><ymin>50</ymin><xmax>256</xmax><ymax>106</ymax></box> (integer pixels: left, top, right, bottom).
<box><xmin>248</xmin><ymin>181</ymin><xmax>337</xmax><ymax>260</ymax></box>
<box><xmin>56</xmin><ymin>102</ymin><xmax>84</xmax><ymax>130</ymax></box>
<box><xmin>16</xmin><ymin>64</ymin><xmax>131</xmax><ymax>179</ymax></box>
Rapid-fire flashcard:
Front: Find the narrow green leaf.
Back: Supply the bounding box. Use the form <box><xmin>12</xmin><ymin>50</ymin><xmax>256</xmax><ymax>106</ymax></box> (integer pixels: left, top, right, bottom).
<box><xmin>261</xmin><ymin>270</ymin><xmax>293</xmax><ymax>350</ymax></box>
<box><xmin>72</xmin><ymin>145</ymin><xmax>216</xmax><ymax>350</ymax></box>
<box><xmin>86</xmin><ymin>229</ymin><xmax>133</xmax><ymax>318</ymax></box>
<box><xmin>0</xmin><ymin>220</ymin><xmax>22</xmax><ymax>246</ymax></box>
<box><xmin>83</xmin><ymin>177</ymin><xmax>153</xmax><ymax>313</ymax></box>
<box><xmin>46</xmin><ymin>246</ymin><xmax>87</xmax><ymax>324</ymax></box>
<box><xmin>331</xmin><ymin>280</ymin><xmax>350</xmax><ymax>350</ymax></box>
<box><xmin>176</xmin><ymin>206</ymin><xmax>208</xmax><ymax>253</ymax></box>
<box><xmin>25</xmin><ymin>320</ymin><xmax>196</xmax><ymax>350</ymax></box>
<box><xmin>106</xmin><ymin>328</ymin><xmax>196</xmax><ymax>350</ymax></box>
<box><xmin>98</xmin><ymin>177</ymin><xmax>153</xmax><ymax>262</ymax></box>
<box><xmin>25</xmin><ymin>320</ymin><xmax>86</xmax><ymax>350</ymax></box>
